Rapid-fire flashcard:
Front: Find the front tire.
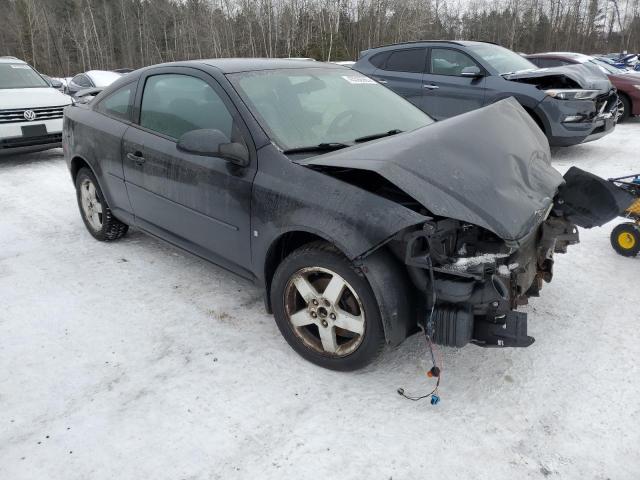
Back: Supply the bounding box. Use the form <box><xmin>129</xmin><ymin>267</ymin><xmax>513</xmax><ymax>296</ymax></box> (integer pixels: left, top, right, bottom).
<box><xmin>75</xmin><ymin>168</ymin><xmax>128</xmax><ymax>241</ymax></box>
<box><xmin>270</xmin><ymin>242</ymin><xmax>385</xmax><ymax>371</ymax></box>
<box><xmin>610</xmin><ymin>223</ymin><xmax>640</xmax><ymax>257</ymax></box>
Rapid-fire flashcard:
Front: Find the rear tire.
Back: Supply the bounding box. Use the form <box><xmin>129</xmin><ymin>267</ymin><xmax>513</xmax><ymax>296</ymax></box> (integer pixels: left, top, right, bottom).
<box><xmin>270</xmin><ymin>242</ymin><xmax>385</xmax><ymax>371</ymax></box>
<box><xmin>610</xmin><ymin>223</ymin><xmax>640</xmax><ymax>257</ymax></box>
<box><xmin>75</xmin><ymin>167</ymin><xmax>128</xmax><ymax>241</ymax></box>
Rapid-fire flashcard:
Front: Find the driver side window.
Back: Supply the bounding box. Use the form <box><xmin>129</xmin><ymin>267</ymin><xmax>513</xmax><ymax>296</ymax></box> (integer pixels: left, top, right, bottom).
<box><xmin>139</xmin><ymin>74</ymin><xmax>236</xmax><ymax>141</ymax></box>
<box><xmin>96</xmin><ymin>83</ymin><xmax>134</xmax><ymax>120</ymax></box>
<box><xmin>430</xmin><ymin>49</ymin><xmax>479</xmax><ymax>76</ymax></box>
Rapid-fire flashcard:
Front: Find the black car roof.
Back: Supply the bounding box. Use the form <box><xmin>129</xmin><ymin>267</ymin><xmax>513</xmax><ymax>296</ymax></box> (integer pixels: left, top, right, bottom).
<box><xmin>196</xmin><ymin>58</ymin><xmax>344</xmax><ymax>73</ymax></box>
<box><xmin>97</xmin><ymin>58</ymin><xmax>347</xmax><ymax>98</ymax></box>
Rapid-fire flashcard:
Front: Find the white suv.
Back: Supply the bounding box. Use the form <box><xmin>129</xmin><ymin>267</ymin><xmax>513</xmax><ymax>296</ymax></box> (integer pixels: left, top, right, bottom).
<box><xmin>0</xmin><ymin>57</ymin><xmax>73</xmax><ymax>155</ymax></box>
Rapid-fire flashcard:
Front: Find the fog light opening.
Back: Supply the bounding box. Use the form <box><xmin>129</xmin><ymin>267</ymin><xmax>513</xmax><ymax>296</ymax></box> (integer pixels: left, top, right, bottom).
<box><xmin>562</xmin><ymin>115</ymin><xmax>585</xmax><ymax>123</ymax></box>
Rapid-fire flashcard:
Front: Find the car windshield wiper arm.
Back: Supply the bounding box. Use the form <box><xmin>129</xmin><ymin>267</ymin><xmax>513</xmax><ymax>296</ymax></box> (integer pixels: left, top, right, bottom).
<box><xmin>282</xmin><ymin>142</ymin><xmax>350</xmax><ymax>154</ymax></box>
<box><xmin>354</xmin><ymin>129</ymin><xmax>403</xmax><ymax>143</ymax></box>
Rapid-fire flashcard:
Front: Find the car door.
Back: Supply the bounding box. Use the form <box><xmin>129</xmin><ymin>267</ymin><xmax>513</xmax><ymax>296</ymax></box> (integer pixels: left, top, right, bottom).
<box><xmin>122</xmin><ymin>67</ymin><xmax>256</xmax><ymax>275</ymax></box>
<box><xmin>90</xmin><ymin>80</ymin><xmax>137</xmax><ymax>222</ymax></box>
<box><xmin>423</xmin><ymin>47</ymin><xmax>487</xmax><ymax>120</ymax></box>
<box><xmin>368</xmin><ymin>48</ymin><xmax>427</xmax><ymax>111</ymax></box>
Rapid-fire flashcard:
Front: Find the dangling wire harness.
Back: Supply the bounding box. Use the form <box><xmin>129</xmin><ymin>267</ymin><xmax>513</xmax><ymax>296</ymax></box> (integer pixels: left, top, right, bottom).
<box><xmin>397</xmin><ymin>254</ymin><xmax>443</xmax><ymax>405</ymax></box>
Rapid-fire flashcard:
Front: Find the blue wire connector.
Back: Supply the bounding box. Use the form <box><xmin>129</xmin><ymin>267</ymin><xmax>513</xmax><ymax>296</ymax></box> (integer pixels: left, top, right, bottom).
<box><xmin>430</xmin><ymin>394</ymin><xmax>440</xmax><ymax>405</ymax></box>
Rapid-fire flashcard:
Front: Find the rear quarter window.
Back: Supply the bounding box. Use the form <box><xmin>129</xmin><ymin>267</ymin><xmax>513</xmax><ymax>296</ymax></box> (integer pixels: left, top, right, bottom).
<box><xmin>369</xmin><ymin>52</ymin><xmax>390</xmax><ymax>68</ymax></box>
<box><xmin>95</xmin><ymin>83</ymin><xmax>134</xmax><ymax>121</ymax></box>
<box><xmin>381</xmin><ymin>48</ymin><xmax>426</xmax><ymax>73</ymax></box>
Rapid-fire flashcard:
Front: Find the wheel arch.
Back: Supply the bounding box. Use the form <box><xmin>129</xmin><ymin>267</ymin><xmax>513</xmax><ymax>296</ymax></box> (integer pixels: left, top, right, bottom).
<box><xmin>263</xmin><ymin>229</ymin><xmax>417</xmax><ymax>346</ymax></box>
<box><xmin>70</xmin><ymin>155</ymin><xmax>94</xmax><ymax>182</ymax></box>
<box><xmin>485</xmin><ymin>92</ymin><xmax>549</xmax><ymax>135</ymax></box>
<box><xmin>263</xmin><ymin>229</ymin><xmax>342</xmax><ymax>312</ymax></box>
<box><xmin>68</xmin><ymin>154</ymin><xmax>133</xmax><ymax>225</ymax></box>
<box><xmin>618</xmin><ymin>90</ymin><xmax>631</xmax><ymax>106</ymax></box>
<box><xmin>523</xmin><ymin>106</ymin><xmax>547</xmax><ymax>135</ymax></box>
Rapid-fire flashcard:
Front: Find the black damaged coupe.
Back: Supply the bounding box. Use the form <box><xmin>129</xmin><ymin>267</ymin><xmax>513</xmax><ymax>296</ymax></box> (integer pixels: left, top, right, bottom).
<box><xmin>62</xmin><ymin>59</ymin><xmax>629</xmax><ymax>370</ymax></box>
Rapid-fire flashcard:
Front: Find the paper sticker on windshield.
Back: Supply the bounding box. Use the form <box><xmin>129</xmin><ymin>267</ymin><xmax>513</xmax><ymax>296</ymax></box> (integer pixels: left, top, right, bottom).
<box><xmin>341</xmin><ymin>75</ymin><xmax>376</xmax><ymax>85</ymax></box>
<box><xmin>10</xmin><ymin>65</ymin><xmax>31</xmax><ymax>69</ymax></box>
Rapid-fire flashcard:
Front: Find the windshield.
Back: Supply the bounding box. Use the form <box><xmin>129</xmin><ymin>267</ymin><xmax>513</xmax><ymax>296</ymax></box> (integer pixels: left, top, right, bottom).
<box><xmin>469</xmin><ymin>44</ymin><xmax>537</xmax><ymax>74</ymax></box>
<box><xmin>590</xmin><ymin>58</ymin><xmax>625</xmax><ymax>74</ymax></box>
<box><xmin>228</xmin><ymin>68</ymin><xmax>433</xmax><ymax>151</ymax></box>
<box><xmin>0</xmin><ymin>63</ymin><xmax>49</xmax><ymax>89</ymax></box>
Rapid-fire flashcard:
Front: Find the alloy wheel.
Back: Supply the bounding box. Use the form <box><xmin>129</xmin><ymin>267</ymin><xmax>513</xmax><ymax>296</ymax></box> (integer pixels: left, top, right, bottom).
<box><xmin>616</xmin><ymin>99</ymin><xmax>625</xmax><ymax>120</ymax></box>
<box><xmin>283</xmin><ymin>267</ymin><xmax>366</xmax><ymax>356</ymax></box>
<box><xmin>80</xmin><ymin>178</ymin><xmax>103</xmax><ymax>231</ymax></box>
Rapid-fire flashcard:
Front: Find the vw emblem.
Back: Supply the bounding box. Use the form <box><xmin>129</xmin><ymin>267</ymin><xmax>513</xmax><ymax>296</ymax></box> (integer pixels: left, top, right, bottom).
<box><xmin>23</xmin><ymin>110</ymin><xmax>37</xmax><ymax>121</ymax></box>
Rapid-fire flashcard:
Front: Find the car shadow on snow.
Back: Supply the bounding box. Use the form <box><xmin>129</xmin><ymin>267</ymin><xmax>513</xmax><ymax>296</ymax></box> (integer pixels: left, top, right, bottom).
<box><xmin>107</xmin><ymin>225</ymin><xmax>496</xmax><ymax>385</ymax></box>
<box><xmin>0</xmin><ymin>148</ymin><xmax>65</xmax><ymax>169</ymax></box>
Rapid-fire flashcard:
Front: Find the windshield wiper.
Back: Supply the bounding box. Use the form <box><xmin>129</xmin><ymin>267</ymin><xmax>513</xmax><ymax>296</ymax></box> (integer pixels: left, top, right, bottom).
<box><xmin>354</xmin><ymin>129</ymin><xmax>403</xmax><ymax>143</ymax></box>
<box><xmin>282</xmin><ymin>142</ymin><xmax>350</xmax><ymax>155</ymax></box>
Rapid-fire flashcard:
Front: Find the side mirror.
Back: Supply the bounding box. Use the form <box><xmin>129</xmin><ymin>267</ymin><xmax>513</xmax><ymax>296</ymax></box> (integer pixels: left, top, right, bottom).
<box><xmin>51</xmin><ymin>79</ymin><xmax>63</xmax><ymax>89</ymax></box>
<box><xmin>460</xmin><ymin>66</ymin><xmax>483</xmax><ymax>78</ymax></box>
<box><xmin>177</xmin><ymin>129</ymin><xmax>249</xmax><ymax>166</ymax></box>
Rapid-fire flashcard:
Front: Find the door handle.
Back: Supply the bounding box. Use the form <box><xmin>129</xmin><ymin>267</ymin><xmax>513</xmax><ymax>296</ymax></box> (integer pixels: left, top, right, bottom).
<box><xmin>126</xmin><ymin>151</ymin><xmax>145</xmax><ymax>165</ymax></box>
<box><xmin>374</xmin><ymin>78</ymin><xmax>388</xmax><ymax>84</ymax></box>
<box><xmin>423</xmin><ymin>84</ymin><xmax>439</xmax><ymax>90</ymax></box>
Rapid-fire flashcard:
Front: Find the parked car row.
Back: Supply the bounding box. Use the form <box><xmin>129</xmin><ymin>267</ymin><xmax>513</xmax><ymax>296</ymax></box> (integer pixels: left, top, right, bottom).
<box><xmin>0</xmin><ymin>58</ymin><xmax>128</xmax><ymax>155</ymax></box>
<box><xmin>597</xmin><ymin>53</ymin><xmax>640</xmax><ymax>71</ymax></box>
<box><xmin>2</xmin><ymin>42</ymin><xmax>635</xmax><ymax>157</ymax></box>
<box><xmin>352</xmin><ymin>41</ymin><xmax>620</xmax><ymax>145</ymax></box>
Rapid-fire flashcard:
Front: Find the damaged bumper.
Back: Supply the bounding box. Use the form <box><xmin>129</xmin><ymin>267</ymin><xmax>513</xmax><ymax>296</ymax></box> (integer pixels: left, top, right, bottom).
<box><xmin>537</xmin><ymin>90</ymin><xmax>618</xmax><ymax>147</ymax></box>
<box><xmin>398</xmin><ymin>215</ymin><xmax>578</xmax><ymax>349</ymax></box>
<box><xmin>393</xmin><ymin>166</ymin><xmax>633</xmax><ymax>350</ymax></box>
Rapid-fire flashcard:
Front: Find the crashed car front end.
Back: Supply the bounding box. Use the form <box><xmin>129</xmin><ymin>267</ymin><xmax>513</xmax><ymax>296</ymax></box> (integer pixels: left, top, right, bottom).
<box><xmin>536</xmin><ymin>90</ymin><xmax>618</xmax><ymax>146</ymax></box>
<box><xmin>300</xmin><ymin>98</ymin><xmax>632</xmax><ymax>349</ymax></box>
<box><xmin>505</xmin><ymin>65</ymin><xmax>618</xmax><ymax>146</ymax></box>
<box><xmin>388</xmin><ymin>214</ymin><xmax>578</xmax><ymax>348</ymax></box>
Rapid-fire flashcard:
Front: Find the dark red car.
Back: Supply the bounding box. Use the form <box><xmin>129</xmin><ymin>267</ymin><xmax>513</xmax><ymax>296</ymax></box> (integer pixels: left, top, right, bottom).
<box><xmin>525</xmin><ymin>52</ymin><xmax>640</xmax><ymax>122</ymax></box>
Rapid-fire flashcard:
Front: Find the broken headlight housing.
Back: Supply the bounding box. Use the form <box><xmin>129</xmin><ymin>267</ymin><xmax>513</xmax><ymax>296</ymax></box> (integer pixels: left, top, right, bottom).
<box><xmin>544</xmin><ymin>89</ymin><xmax>601</xmax><ymax>100</ymax></box>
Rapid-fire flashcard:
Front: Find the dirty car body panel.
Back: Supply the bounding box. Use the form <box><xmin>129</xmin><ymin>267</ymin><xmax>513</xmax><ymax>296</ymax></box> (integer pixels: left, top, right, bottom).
<box><xmin>63</xmin><ymin>60</ymin><xmax>626</xmax><ymax>363</ymax></box>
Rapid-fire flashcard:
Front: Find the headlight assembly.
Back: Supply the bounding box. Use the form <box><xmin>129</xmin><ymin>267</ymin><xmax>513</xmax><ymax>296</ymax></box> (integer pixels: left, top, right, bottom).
<box><xmin>545</xmin><ymin>89</ymin><xmax>601</xmax><ymax>100</ymax></box>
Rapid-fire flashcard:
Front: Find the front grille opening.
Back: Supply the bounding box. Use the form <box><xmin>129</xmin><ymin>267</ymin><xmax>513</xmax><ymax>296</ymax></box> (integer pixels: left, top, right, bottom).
<box><xmin>0</xmin><ymin>106</ymin><xmax>66</xmax><ymax>124</ymax></box>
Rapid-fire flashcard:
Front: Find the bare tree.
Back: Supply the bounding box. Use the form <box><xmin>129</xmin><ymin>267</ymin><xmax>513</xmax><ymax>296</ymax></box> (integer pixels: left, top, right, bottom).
<box><xmin>0</xmin><ymin>0</ymin><xmax>637</xmax><ymax>77</ymax></box>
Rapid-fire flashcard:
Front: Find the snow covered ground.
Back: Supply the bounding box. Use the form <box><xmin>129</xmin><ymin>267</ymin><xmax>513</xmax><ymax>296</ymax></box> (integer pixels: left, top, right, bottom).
<box><xmin>1</xmin><ymin>120</ymin><xmax>639</xmax><ymax>480</ymax></box>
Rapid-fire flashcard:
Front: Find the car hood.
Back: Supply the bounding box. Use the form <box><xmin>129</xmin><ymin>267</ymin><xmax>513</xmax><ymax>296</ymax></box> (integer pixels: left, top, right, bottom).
<box><xmin>504</xmin><ymin>64</ymin><xmax>612</xmax><ymax>92</ymax></box>
<box><xmin>0</xmin><ymin>87</ymin><xmax>72</xmax><ymax>109</ymax></box>
<box><xmin>297</xmin><ymin>98</ymin><xmax>564</xmax><ymax>243</ymax></box>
